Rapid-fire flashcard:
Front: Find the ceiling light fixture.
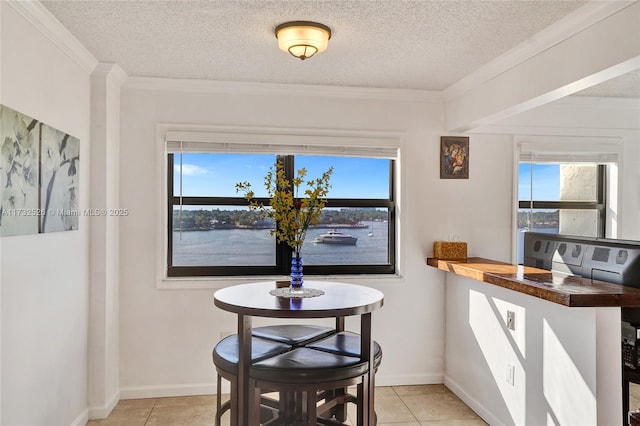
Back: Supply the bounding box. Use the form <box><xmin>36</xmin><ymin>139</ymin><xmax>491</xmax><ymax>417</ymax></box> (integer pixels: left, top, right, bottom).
<box><xmin>275</xmin><ymin>21</ymin><xmax>332</xmax><ymax>61</ymax></box>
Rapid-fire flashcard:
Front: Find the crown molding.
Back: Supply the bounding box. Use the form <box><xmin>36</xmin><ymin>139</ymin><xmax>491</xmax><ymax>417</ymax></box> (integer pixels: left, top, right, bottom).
<box><xmin>7</xmin><ymin>0</ymin><xmax>98</xmax><ymax>73</ymax></box>
<box><xmin>92</xmin><ymin>63</ymin><xmax>128</xmax><ymax>86</ymax></box>
<box><xmin>124</xmin><ymin>76</ymin><xmax>443</xmax><ymax>103</ymax></box>
<box><xmin>443</xmin><ymin>0</ymin><xmax>637</xmax><ymax>101</ymax></box>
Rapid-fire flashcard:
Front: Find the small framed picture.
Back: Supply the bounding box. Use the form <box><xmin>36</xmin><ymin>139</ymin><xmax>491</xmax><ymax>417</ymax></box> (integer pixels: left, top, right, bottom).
<box><xmin>440</xmin><ymin>136</ymin><xmax>469</xmax><ymax>179</ymax></box>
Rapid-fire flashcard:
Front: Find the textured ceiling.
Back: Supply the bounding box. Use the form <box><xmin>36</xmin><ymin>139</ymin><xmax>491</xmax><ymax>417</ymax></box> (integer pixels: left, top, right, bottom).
<box><xmin>41</xmin><ymin>0</ymin><xmax>592</xmax><ymax>91</ymax></box>
<box><xmin>575</xmin><ymin>70</ymin><xmax>640</xmax><ymax>98</ymax></box>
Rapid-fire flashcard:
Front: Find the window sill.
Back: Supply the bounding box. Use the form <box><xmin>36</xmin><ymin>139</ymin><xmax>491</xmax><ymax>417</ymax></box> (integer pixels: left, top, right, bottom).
<box><xmin>158</xmin><ymin>273</ymin><xmax>403</xmax><ymax>290</ymax></box>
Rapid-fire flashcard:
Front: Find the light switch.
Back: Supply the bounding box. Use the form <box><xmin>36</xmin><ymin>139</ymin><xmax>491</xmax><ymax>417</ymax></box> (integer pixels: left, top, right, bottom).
<box><xmin>507</xmin><ymin>310</ymin><xmax>515</xmax><ymax>330</ymax></box>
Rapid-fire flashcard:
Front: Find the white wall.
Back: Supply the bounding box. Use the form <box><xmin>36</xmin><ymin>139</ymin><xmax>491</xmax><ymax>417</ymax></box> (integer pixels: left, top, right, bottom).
<box><xmin>1</xmin><ymin>4</ymin><xmax>4</xmax><ymax>422</ymax></box>
<box><xmin>116</xmin><ymin>80</ymin><xmax>515</xmax><ymax>397</ymax></box>
<box><xmin>444</xmin><ymin>274</ymin><xmax>621</xmax><ymax>426</ymax></box>
<box><xmin>636</xmin><ymin>138</ymin><xmax>640</xmax><ymax>235</ymax></box>
<box><xmin>0</xmin><ymin>3</ymin><xmax>92</xmax><ymax>426</ymax></box>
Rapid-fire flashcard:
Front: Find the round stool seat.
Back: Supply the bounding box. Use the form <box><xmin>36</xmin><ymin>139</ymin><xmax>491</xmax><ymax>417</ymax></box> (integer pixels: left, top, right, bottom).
<box><xmin>252</xmin><ymin>324</ymin><xmax>335</xmax><ymax>347</ymax></box>
<box><xmin>213</xmin><ymin>335</ymin><xmax>290</xmax><ymax>425</ymax></box>
<box><xmin>305</xmin><ymin>331</ymin><xmax>383</xmax><ymax>368</ymax></box>
<box><xmin>251</xmin><ymin>347</ymin><xmax>368</xmax><ymax>385</ymax></box>
<box><xmin>212</xmin><ymin>334</ymin><xmax>291</xmax><ymax>374</ymax></box>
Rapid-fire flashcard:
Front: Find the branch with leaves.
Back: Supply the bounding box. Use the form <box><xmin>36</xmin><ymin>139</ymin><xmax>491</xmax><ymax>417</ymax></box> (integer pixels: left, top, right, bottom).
<box><xmin>236</xmin><ymin>161</ymin><xmax>333</xmax><ymax>257</ymax></box>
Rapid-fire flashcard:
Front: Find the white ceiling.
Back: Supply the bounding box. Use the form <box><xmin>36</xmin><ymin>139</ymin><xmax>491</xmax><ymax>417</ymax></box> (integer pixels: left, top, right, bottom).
<box><xmin>574</xmin><ymin>70</ymin><xmax>640</xmax><ymax>98</ymax></box>
<box><xmin>41</xmin><ymin>0</ymin><xmax>598</xmax><ymax>91</ymax></box>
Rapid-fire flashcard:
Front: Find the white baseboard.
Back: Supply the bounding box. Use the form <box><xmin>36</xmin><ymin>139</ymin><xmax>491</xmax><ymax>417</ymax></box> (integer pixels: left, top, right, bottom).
<box><xmin>444</xmin><ymin>374</ymin><xmax>504</xmax><ymax>426</ymax></box>
<box><xmin>69</xmin><ymin>408</ymin><xmax>89</xmax><ymax>426</ymax></box>
<box><xmin>374</xmin><ymin>373</ymin><xmax>443</xmax><ymax>387</ymax></box>
<box><xmin>119</xmin><ymin>374</ymin><xmax>442</xmax><ymax>400</ymax></box>
<box><xmin>88</xmin><ymin>389</ymin><xmax>120</xmax><ymax>420</ymax></box>
<box><xmin>120</xmin><ymin>383</ymin><xmax>218</xmax><ymax>400</ymax></box>
<box><xmin>79</xmin><ymin>375</ymin><xmax>493</xmax><ymax>423</ymax></box>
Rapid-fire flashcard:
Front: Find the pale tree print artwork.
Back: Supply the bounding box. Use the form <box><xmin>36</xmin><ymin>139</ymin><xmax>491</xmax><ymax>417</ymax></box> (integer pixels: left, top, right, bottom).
<box><xmin>40</xmin><ymin>124</ymin><xmax>79</xmax><ymax>233</ymax></box>
<box><xmin>0</xmin><ymin>105</ymin><xmax>40</xmax><ymax>236</ymax></box>
<box><xmin>0</xmin><ymin>104</ymin><xmax>80</xmax><ymax>236</ymax></box>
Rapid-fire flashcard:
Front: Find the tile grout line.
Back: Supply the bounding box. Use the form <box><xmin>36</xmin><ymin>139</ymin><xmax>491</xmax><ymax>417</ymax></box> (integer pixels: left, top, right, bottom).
<box><xmin>386</xmin><ymin>386</ymin><xmax>420</xmax><ymax>424</ymax></box>
<box><xmin>399</xmin><ymin>395</ymin><xmax>421</xmax><ymax>424</ymax></box>
<box><xmin>143</xmin><ymin>398</ymin><xmax>158</xmax><ymax>426</ymax></box>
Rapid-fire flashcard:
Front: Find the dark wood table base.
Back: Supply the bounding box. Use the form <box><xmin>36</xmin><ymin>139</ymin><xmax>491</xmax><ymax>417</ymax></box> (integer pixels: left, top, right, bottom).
<box><xmin>214</xmin><ymin>281</ymin><xmax>384</xmax><ymax>426</ymax></box>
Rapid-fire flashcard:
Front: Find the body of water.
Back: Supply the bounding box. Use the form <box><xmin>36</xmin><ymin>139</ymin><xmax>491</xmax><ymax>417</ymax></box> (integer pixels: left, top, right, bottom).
<box><xmin>173</xmin><ymin>221</ymin><xmax>389</xmax><ymax>266</ymax></box>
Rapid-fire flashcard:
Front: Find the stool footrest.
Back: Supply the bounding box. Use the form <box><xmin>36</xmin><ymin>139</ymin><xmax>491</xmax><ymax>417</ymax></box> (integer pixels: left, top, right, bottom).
<box><xmin>317</xmin><ymin>392</ymin><xmax>358</xmax><ymax>416</ymax></box>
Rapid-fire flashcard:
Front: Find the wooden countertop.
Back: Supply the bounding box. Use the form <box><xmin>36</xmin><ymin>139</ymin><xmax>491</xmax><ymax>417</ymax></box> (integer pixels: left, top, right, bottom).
<box><xmin>426</xmin><ymin>257</ymin><xmax>640</xmax><ymax>307</ymax></box>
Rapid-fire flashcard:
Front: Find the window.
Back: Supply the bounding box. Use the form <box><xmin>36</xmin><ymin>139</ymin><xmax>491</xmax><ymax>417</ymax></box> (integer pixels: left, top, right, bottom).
<box><xmin>514</xmin><ymin>138</ymin><xmax>621</xmax><ymax>264</ymax></box>
<box><xmin>517</xmin><ymin>162</ymin><xmax>606</xmax><ymax>264</ymax></box>
<box><xmin>167</xmin><ymin>152</ymin><xmax>396</xmax><ymax>277</ymax></box>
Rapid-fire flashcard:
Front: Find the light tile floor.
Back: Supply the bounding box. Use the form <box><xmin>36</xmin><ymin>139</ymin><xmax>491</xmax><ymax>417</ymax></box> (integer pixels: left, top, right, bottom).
<box><xmin>86</xmin><ymin>385</ymin><xmax>487</xmax><ymax>426</ymax></box>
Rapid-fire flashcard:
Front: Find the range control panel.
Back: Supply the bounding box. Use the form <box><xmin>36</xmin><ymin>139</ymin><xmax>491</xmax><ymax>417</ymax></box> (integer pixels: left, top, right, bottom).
<box><xmin>523</xmin><ymin>232</ymin><xmax>640</xmax><ymax>288</ymax></box>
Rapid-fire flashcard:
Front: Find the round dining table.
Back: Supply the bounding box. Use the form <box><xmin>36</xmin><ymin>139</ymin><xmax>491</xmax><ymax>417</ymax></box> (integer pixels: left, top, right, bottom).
<box><xmin>213</xmin><ymin>280</ymin><xmax>384</xmax><ymax>425</ymax></box>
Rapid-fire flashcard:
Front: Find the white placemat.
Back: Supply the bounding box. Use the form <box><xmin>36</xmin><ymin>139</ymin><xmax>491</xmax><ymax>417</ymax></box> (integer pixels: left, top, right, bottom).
<box><xmin>269</xmin><ymin>287</ymin><xmax>325</xmax><ymax>298</ymax></box>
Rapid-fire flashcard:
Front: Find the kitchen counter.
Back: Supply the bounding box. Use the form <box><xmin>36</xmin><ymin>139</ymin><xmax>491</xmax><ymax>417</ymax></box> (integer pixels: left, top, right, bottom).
<box><xmin>426</xmin><ymin>256</ymin><xmax>640</xmax><ymax>307</ymax></box>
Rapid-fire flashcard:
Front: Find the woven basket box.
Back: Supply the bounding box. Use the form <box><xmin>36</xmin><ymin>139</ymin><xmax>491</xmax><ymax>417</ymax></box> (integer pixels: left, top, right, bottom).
<box><xmin>433</xmin><ymin>241</ymin><xmax>467</xmax><ymax>260</ymax></box>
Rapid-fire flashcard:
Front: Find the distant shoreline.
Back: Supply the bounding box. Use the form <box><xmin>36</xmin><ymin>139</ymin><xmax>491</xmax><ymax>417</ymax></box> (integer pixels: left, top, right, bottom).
<box><xmin>173</xmin><ymin>223</ymin><xmax>371</xmax><ymax>232</ymax></box>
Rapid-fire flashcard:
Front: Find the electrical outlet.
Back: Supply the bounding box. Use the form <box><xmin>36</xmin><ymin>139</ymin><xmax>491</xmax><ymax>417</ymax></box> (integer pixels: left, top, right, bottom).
<box><xmin>506</xmin><ymin>364</ymin><xmax>515</xmax><ymax>386</ymax></box>
<box><xmin>507</xmin><ymin>310</ymin><xmax>515</xmax><ymax>330</ymax></box>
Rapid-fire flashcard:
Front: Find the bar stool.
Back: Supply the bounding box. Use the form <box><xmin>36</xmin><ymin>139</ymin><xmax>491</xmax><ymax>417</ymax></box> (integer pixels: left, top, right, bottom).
<box><xmin>212</xmin><ymin>334</ymin><xmax>291</xmax><ymax>425</ymax></box>
<box><xmin>307</xmin><ymin>331</ymin><xmax>383</xmax><ymax>422</ymax></box>
<box><xmin>306</xmin><ymin>331</ymin><xmax>383</xmax><ymax>366</ymax></box>
<box><xmin>249</xmin><ymin>347</ymin><xmax>372</xmax><ymax>425</ymax></box>
<box><xmin>213</xmin><ymin>325</ymin><xmax>335</xmax><ymax>423</ymax></box>
<box><xmin>252</xmin><ymin>324</ymin><xmax>339</xmax><ymax>422</ymax></box>
<box><xmin>251</xmin><ymin>324</ymin><xmax>335</xmax><ymax>347</ymax></box>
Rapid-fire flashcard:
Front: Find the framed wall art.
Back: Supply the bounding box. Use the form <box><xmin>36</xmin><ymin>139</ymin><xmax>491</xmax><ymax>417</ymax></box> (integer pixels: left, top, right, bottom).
<box><xmin>440</xmin><ymin>136</ymin><xmax>469</xmax><ymax>179</ymax></box>
<box><xmin>0</xmin><ymin>104</ymin><xmax>80</xmax><ymax>236</ymax></box>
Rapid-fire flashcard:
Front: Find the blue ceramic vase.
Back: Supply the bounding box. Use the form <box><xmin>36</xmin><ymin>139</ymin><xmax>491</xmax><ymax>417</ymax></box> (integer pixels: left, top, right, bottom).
<box><xmin>290</xmin><ymin>255</ymin><xmax>304</xmax><ymax>291</ymax></box>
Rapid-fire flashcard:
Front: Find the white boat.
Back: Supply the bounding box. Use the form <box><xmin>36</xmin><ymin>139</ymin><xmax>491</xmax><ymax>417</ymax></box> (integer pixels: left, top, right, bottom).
<box><xmin>312</xmin><ymin>229</ymin><xmax>358</xmax><ymax>245</ymax></box>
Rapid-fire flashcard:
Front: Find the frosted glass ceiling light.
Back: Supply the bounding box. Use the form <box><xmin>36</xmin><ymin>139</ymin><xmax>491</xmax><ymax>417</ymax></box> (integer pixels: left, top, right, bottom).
<box><xmin>275</xmin><ymin>21</ymin><xmax>332</xmax><ymax>60</ymax></box>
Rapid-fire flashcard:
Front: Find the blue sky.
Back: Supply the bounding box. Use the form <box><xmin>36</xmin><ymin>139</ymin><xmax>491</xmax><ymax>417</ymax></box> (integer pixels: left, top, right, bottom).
<box><xmin>173</xmin><ymin>153</ymin><xmax>390</xmax><ymax>199</ymax></box>
<box><xmin>518</xmin><ymin>163</ymin><xmax>560</xmax><ymax>201</ymax></box>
